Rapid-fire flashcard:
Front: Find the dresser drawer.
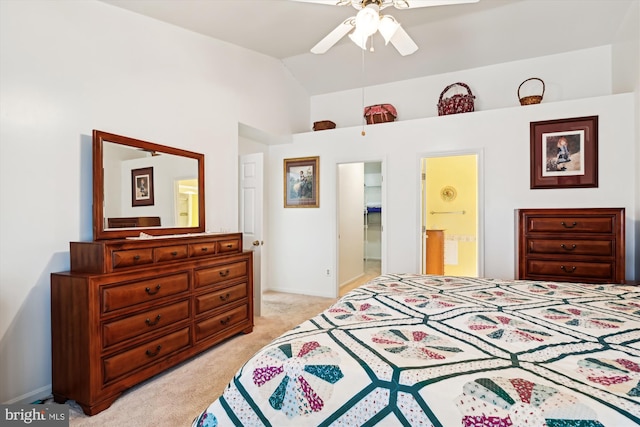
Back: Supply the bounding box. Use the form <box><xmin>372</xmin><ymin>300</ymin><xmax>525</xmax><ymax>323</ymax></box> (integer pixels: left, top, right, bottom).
<box><xmin>154</xmin><ymin>245</ymin><xmax>188</xmax><ymax>263</ymax></box>
<box><xmin>526</xmin><ymin>239</ymin><xmax>613</xmax><ymax>256</ymax></box>
<box><xmin>112</xmin><ymin>249</ymin><xmax>154</xmax><ymax>269</ymax></box>
<box><xmin>218</xmin><ymin>238</ymin><xmax>241</xmax><ymax>254</ymax></box>
<box><xmin>195</xmin><ymin>283</ymin><xmax>248</xmax><ymax>316</ymax></box>
<box><xmin>102</xmin><ymin>300</ymin><xmax>190</xmax><ymax>348</ymax></box>
<box><xmin>189</xmin><ymin>242</ymin><xmax>217</xmax><ymax>258</ymax></box>
<box><xmin>526</xmin><ymin>216</ymin><xmax>614</xmax><ymax>234</ymax></box>
<box><xmin>526</xmin><ymin>260</ymin><xmax>613</xmax><ymax>280</ymax></box>
<box><xmin>195</xmin><ymin>305</ymin><xmax>248</xmax><ymax>342</ymax></box>
<box><xmin>101</xmin><ymin>273</ymin><xmax>189</xmax><ymax>314</ymax></box>
<box><xmin>194</xmin><ymin>261</ymin><xmax>247</xmax><ymax>289</ymax></box>
<box><xmin>102</xmin><ymin>327</ymin><xmax>191</xmax><ymax>384</ymax></box>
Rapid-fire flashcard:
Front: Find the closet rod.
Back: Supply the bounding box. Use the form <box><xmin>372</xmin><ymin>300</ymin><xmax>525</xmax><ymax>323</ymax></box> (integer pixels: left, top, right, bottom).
<box><xmin>430</xmin><ymin>210</ymin><xmax>466</xmax><ymax>215</ymax></box>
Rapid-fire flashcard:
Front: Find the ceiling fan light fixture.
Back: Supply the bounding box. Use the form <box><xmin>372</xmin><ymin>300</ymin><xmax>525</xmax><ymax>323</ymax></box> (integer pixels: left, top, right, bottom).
<box><xmin>378</xmin><ymin>15</ymin><xmax>400</xmax><ymax>44</ymax></box>
<box><xmin>348</xmin><ymin>29</ymin><xmax>369</xmax><ymax>50</ymax></box>
<box><xmin>354</xmin><ymin>3</ymin><xmax>380</xmax><ymax>37</ymax></box>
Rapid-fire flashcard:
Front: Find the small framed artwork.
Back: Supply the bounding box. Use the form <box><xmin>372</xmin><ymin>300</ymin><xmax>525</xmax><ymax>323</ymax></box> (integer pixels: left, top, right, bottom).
<box><xmin>131</xmin><ymin>167</ymin><xmax>154</xmax><ymax>206</ymax></box>
<box><xmin>530</xmin><ymin>115</ymin><xmax>598</xmax><ymax>189</ymax></box>
<box><xmin>284</xmin><ymin>156</ymin><xmax>319</xmax><ymax>208</ymax></box>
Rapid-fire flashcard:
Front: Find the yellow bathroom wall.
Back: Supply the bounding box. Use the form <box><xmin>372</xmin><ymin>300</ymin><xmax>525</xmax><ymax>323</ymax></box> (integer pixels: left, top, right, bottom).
<box><xmin>425</xmin><ymin>155</ymin><xmax>477</xmax><ymax>276</ymax></box>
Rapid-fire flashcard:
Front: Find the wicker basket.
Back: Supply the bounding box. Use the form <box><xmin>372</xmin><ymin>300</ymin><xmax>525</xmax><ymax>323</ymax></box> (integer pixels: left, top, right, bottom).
<box><xmin>313</xmin><ymin>120</ymin><xmax>336</xmax><ymax>131</ymax></box>
<box><xmin>364</xmin><ymin>104</ymin><xmax>397</xmax><ymax>124</ymax></box>
<box><xmin>437</xmin><ymin>83</ymin><xmax>475</xmax><ymax>116</ymax></box>
<box><xmin>518</xmin><ymin>77</ymin><xmax>545</xmax><ymax>105</ymax></box>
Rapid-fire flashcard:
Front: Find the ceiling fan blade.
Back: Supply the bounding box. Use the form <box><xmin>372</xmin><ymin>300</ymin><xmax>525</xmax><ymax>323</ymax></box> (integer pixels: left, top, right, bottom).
<box><xmin>389</xmin><ymin>24</ymin><xmax>418</xmax><ymax>56</ymax></box>
<box><xmin>392</xmin><ymin>0</ymin><xmax>479</xmax><ymax>9</ymax></box>
<box><xmin>311</xmin><ymin>17</ymin><xmax>355</xmax><ymax>54</ymax></box>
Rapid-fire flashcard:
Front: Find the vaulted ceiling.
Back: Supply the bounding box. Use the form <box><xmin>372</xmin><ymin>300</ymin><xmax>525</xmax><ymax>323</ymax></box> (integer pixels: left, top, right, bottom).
<box><xmin>100</xmin><ymin>0</ymin><xmax>635</xmax><ymax>95</ymax></box>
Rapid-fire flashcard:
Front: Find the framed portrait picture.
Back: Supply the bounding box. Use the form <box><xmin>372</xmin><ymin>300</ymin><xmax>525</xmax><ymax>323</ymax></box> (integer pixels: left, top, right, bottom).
<box><xmin>131</xmin><ymin>167</ymin><xmax>154</xmax><ymax>206</ymax></box>
<box><xmin>284</xmin><ymin>156</ymin><xmax>319</xmax><ymax>208</ymax></box>
<box><xmin>530</xmin><ymin>116</ymin><xmax>598</xmax><ymax>189</ymax></box>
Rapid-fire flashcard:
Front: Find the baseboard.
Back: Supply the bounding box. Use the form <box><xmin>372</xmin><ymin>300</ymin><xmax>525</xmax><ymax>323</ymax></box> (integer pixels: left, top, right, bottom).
<box><xmin>265</xmin><ymin>287</ymin><xmax>334</xmax><ymax>299</ymax></box>
<box><xmin>339</xmin><ymin>272</ymin><xmax>365</xmax><ymax>288</ymax></box>
<box><xmin>3</xmin><ymin>384</ymin><xmax>51</xmax><ymax>405</ymax></box>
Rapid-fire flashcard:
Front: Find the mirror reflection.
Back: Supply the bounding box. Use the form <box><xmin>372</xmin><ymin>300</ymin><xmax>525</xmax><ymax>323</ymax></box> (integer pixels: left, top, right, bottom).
<box><xmin>93</xmin><ymin>130</ymin><xmax>205</xmax><ymax>240</ymax></box>
<box><xmin>102</xmin><ymin>142</ymin><xmax>199</xmax><ymax>230</ymax></box>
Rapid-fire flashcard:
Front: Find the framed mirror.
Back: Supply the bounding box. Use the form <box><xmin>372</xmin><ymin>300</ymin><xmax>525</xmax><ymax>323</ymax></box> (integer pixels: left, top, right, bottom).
<box><xmin>93</xmin><ymin>130</ymin><xmax>205</xmax><ymax>240</ymax></box>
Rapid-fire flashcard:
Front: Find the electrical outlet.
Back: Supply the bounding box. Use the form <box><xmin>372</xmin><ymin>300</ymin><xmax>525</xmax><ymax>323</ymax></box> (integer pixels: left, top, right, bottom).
<box><xmin>325</xmin><ymin>268</ymin><xmax>331</xmax><ymax>277</ymax></box>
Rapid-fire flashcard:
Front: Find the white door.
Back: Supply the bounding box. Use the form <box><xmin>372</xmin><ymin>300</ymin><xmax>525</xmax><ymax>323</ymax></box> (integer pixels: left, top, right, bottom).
<box><xmin>239</xmin><ymin>153</ymin><xmax>264</xmax><ymax>317</ymax></box>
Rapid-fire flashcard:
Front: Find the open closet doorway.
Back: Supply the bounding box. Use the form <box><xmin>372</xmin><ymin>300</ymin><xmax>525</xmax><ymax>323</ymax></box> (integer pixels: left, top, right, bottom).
<box><xmin>337</xmin><ymin>161</ymin><xmax>383</xmax><ymax>296</ymax></box>
<box><xmin>421</xmin><ymin>153</ymin><xmax>481</xmax><ymax>277</ymax></box>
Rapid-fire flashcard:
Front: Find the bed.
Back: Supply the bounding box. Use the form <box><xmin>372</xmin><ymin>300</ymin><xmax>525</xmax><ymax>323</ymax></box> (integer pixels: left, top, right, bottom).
<box><xmin>193</xmin><ymin>274</ymin><xmax>640</xmax><ymax>426</ymax></box>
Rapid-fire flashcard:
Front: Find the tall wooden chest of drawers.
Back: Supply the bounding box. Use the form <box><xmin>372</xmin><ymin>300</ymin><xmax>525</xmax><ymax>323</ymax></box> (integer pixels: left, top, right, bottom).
<box><xmin>51</xmin><ymin>233</ymin><xmax>253</xmax><ymax>415</ymax></box>
<box><xmin>516</xmin><ymin>208</ymin><xmax>625</xmax><ymax>283</ymax></box>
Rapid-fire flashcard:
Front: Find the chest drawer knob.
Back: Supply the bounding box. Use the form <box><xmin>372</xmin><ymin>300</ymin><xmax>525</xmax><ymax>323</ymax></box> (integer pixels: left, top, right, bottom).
<box><xmin>220</xmin><ymin>316</ymin><xmax>231</xmax><ymax>325</ymax></box>
<box><xmin>560</xmin><ymin>221</ymin><xmax>577</xmax><ymax>228</ymax></box>
<box><xmin>219</xmin><ymin>293</ymin><xmax>230</xmax><ymax>301</ymax></box>
<box><xmin>145</xmin><ymin>315</ymin><xmax>162</xmax><ymax>326</ymax></box>
<box><xmin>560</xmin><ymin>244</ymin><xmax>577</xmax><ymax>251</ymax></box>
<box><xmin>145</xmin><ymin>284</ymin><xmax>161</xmax><ymax>295</ymax></box>
<box><xmin>219</xmin><ymin>270</ymin><xmax>230</xmax><ymax>278</ymax></box>
<box><xmin>171</xmin><ymin>251</ymin><xmax>178</xmax><ymax>256</ymax></box>
<box><xmin>560</xmin><ymin>265</ymin><xmax>577</xmax><ymax>273</ymax></box>
<box><xmin>145</xmin><ymin>345</ymin><xmax>162</xmax><ymax>357</ymax></box>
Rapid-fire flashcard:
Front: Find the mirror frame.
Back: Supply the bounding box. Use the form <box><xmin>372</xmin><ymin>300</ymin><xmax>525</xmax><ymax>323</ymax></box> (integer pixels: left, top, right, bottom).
<box><xmin>93</xmin><ymin>129</ymin><xmax>205</xmax><ymax>240</ymax></box>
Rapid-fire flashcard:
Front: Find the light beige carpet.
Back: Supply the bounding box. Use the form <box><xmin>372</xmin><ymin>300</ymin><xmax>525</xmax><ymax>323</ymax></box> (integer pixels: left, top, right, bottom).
<box><xmin>64</xmin><ymin>291</ymin><xmax>337</xmax><ymax>427</ymax></box>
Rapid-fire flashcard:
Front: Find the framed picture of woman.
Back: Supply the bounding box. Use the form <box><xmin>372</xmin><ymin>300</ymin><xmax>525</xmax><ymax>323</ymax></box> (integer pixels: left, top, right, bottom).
<box><xmin>530</xmin><ymin>116</ymin><xmax>598</xmax><ymax>189</ymax></box>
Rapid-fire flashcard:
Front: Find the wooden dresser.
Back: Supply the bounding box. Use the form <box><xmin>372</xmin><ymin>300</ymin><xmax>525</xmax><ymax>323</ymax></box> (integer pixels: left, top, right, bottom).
<box><xmin>516</xmin><ymin>208</ymin><xmax>625</xmax><ymax>283</ymax></box>
<box><xmin>51</xmin><ymin>233</ymin><xmax>253</xmax><ymax>415</ymax></box>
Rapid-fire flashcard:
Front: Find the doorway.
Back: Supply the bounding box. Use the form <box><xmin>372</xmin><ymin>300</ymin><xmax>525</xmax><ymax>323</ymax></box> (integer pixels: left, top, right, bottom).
<box><xmin>337</xmin><ymin>161</ymin><xmax>383</xmax><ymax>296</ymax></box>
<box><xmin>421</xmin><ymin>153</ymin><xmax>480</xmax><ymax>277</ymax></box>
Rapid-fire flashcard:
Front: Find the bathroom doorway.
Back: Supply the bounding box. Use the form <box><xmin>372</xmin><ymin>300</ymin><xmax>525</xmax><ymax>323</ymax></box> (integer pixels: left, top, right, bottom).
<box><xmin>421</xmin><ymin>153</ymin><xmax>480</xmax><ymax>277</ymax></box>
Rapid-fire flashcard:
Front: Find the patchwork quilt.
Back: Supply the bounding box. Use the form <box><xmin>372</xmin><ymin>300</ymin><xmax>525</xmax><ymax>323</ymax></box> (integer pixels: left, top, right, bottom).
<box><xmin>193</xmin><ymin>274</ymin><xmax>640</xmax><ymax>426</ymax></box>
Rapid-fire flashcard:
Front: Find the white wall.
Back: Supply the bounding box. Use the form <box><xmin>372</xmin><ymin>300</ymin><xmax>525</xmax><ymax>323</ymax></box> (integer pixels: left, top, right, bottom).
<box><xmin>611</xmin><ymin>0</ymin><xmax>640</xmax><ymax>276</ymax></box>
<box><xmin>267</xmin><ymin>93</ymin><xmax>636</xmax><ymax>298</ymax></box>
<box><xmin>0</xmin><ymin>0</ymin><xmax>308</xmax><ymax>404</ymax></box>
<box><xmin>311</xmin><ymin>46</ymin><xmax>613</xmax><ymax>128</ymax></box>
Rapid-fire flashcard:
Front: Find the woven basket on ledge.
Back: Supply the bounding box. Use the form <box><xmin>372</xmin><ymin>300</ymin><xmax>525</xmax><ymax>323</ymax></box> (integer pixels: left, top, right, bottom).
<box><xmin>518</xmin><ymin>77</ymin><xmax>545</xmax><ymax>105</ymax></box>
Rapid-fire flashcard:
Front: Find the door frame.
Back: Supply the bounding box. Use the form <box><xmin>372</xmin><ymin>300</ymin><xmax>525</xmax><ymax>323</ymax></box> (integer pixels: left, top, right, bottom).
<box><xmin>417</xmin><ymin>149</ymin><xmax>484</xmax><ymax>277</ymax></box>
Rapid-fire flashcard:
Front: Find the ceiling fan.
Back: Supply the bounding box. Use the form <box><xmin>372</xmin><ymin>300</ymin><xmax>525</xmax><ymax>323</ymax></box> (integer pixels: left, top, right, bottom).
<box><xmin>295</xmin><ymin>0</ymin><xmax>480</xmax><ymax>56</ymax></box>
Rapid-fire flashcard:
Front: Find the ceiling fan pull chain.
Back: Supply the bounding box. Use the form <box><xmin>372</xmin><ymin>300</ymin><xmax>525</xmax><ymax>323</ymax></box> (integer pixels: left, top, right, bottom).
<box><xmin>361</xmin><ymin>47</ymin><xmax>366</xmax><ymax>136</ymax></box>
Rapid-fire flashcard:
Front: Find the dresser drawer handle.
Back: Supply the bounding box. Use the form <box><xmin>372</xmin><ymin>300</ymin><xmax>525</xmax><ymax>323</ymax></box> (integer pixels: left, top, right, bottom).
<box><xmin>560</xmin><ymin>265</ymin><xmax>577</xmax><ymax>273</ymax></box>
<box><xmin>219</xmin><ymin>293</ymin><xmax>231</xmax><ymax>301</ymax></box>
<box><xmin>220</xmin><ymin>316</ymin><xmax>231</xmax><ymax>325</ymax></box>
<box><xmin>219</xmin><ymin>270</ymin><xmax>230</xmax><ymax>278</ymax></box>
<box><xmin>133</xmin><ymin>255</ymin><xmax>141</xmax><ymax>261</ymax></box>
<box><xmin>226</xmin><ymin>244</ymin><xmax>233</xmax><ymax>248</ymax></box>
<box><xmin>560</xmin><ymin>244</ymin><xmax>577</xmax><ymax>251</ymax></box>
<box><xmin>145</xmin><ymin>315</ymin><xmax>161</xmax><ymax>326</ymax></box>
<box><xmin>201</xmin><ymin>247</ymin><xmax>209</xmax><ymax>252</ymax></box>
<box><xmin>145</xmin><ymin>345</ymin><xmax>162</xmax><ymax>357</ymax></box>
<box><xmin>171</xmin><ymin>251</ymin><xmax>178</xmax><ymax>256</ymax></box>
<box><xmin>560</xmin><ymin>221</ymin><xmax>577</xmax><ymax>229</ymax></box>
<box><xmin>145</xmin><ymin>285</ymin><xmax>161</xmax><ymax>295</ymax></box>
